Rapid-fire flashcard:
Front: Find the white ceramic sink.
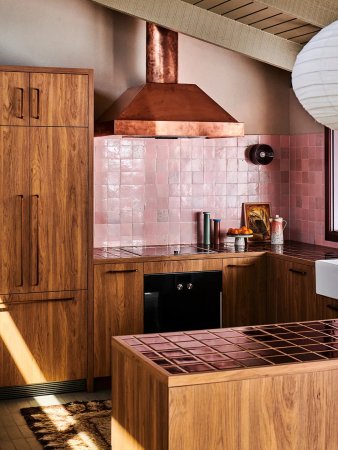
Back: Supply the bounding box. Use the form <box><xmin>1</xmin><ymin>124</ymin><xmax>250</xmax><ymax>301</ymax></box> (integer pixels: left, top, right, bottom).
<box><xmin>315</xmin><ymin>259</ymin><xmax>338</xmax><ymax>299</ymax></box>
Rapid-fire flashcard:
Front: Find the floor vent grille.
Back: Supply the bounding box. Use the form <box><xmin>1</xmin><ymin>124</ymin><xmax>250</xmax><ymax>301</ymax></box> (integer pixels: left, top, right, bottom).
<box><xmin>0</xmin><ymin>379</ymin><xmax>86</xmax><ymax>400</ymax></box>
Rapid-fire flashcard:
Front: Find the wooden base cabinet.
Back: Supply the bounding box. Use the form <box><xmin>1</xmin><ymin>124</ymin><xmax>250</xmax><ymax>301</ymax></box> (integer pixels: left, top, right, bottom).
<box><xmin>93</xmin><ymin>263</ymin><xmax>143</xmax><ymax>377</ymax></box>
<box><xmin>222</xmin><ymin>256</ymin><xmax>267</xmax><ymax>327</ymax></box>
<box><xmin>267</xmin><ymin>256</ymin><xmax>317</xmax><ymax>323</ymax></box>
<box><xmin>315</xmin><ymin>295</ymin><xmax>338</xmax><ymax>320</ymax></box>
<box><xmin>0</xmin><ymin>291</ymin><xmax>87</xmax><ymax>387</ymax></box>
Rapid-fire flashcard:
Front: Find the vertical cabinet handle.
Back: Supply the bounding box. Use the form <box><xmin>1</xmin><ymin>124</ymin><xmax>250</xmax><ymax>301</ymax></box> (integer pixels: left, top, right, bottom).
<box><xmin>15</xmin><ymin>88</ymin><xmax>24</xmax><ymax>119</ymax></box>
<box><xmin>31</xmin><ymin>88</ymin><xmax>40</xmax><ymax>119</ymax></box>
<box><xmin>15</xmin><ymin>195</ymin><xmax>24</xmax><ymax>287</ymax></box>
<box><xmin>31</xmin><ymin>195</ymin><xmax>39</xmax><ymax>286</ymax></box>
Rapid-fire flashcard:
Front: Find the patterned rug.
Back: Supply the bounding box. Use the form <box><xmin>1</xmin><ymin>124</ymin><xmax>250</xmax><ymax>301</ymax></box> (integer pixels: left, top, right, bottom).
<box><xmin>20</xmin><ymin>400</ymin><xmax>111</xmax><ymax>449</ymax></box>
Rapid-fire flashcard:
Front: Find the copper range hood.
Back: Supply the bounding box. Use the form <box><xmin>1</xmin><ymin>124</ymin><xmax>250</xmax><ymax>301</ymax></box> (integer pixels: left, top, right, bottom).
<box><xmin>95</xmin><ymin>23</ymin><xmax>244</xmax><ymax>138</ymax></box>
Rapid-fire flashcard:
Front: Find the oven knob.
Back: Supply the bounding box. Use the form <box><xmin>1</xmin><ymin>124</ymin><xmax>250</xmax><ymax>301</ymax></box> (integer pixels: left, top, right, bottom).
<box><xmin>187</xmin><ymin>283</ymin><xmax>193</xmax><ymax>290</ymax></box>
<box><xmin>177</xmin><ymin>283</ymin><xmax>184</xmax><ymax>291</ymax></box>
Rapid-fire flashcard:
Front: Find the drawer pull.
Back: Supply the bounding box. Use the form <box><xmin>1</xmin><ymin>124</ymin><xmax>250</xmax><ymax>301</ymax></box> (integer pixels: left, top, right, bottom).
<box><xmin>289</xmin><ymin>269</ymin><xmax>307</xmax><ymax>276</ymax></box>
<box><xmin>31</xmin><ymin>88</ymin><xmax>40</xmax><ymax>119</ymax></box>
<box><xmin>228</xmin><ymin>264</ymin><xmax>255</xmax><ymax>268</ymax></box>
<box><xmin>105</xmin><ymin>269</ymin><xmax>138</xmax><ymax>274</ymax></box>
<box><xmin>326</xmin><ymin>304</ymin><xmax>338</xmax><ymax>312</ymax></box>
<box><xmin>15</xmin><ymin>194</ymin><xmax>24</xmax><ymax>287</ymax></box>
<box><xmin>15</xmin><ymin>87</ymin><xmax>24</xmax><ymax>119</ymax></box>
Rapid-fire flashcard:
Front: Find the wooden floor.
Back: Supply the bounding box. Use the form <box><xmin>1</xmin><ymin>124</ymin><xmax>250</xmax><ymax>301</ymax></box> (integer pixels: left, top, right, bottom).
<box><xmin>0</xmin><ymin>389</ymin><xmax>111</xmax><ymax>450</ymax></box>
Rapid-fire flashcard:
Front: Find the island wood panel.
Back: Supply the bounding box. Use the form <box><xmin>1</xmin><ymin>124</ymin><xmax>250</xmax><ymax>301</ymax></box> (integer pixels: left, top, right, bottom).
<box><xmin>267</xmin><ymin>255</ymin><xmax>316</xmax><ymax>323</ymax></box>
<box><xmin>0</xmin><ymin>127</ymin><xmax>30</xmax><ymax>294</ymax></box>
<box><xmin>94</xmin><ymin>263</ymin><xmax>144</xmax><ymax>377</ymax></box>
<box><xmin>29</xmin><ymin>73</ymin><xmax>88</xmax><ymax>127</ymax></box>
<box><xmin>111</xmin><ymin>346</ymin><xmax>168</xmax><ymax>450</ymax></box>
<box><xmin>222</xmin><ymin>255</ymin><xmax>267</xmax><ymax>327</ymax></box>
<box><xmin>29</xmin><ymin>127</ymin><xmax>88</xmax><ymax>292</ymax></box>
<box><xmin>0</xmin><ymin>290</ymin><xmax>87</xmax><ymax>387</ymax></box>
<box><xmin>0</xmin><ymin>71</ymin><xmax>29</xmax><ymax>126</ymax></box>
<box><xmin>143</xmin><ymin>258</ymin><xmax>222</xmax><ymax>274</ymax></box>
<box><xmin>168</xmin><ymin>369</ymin><xmax>338</xmax><ymax>450</ymax></box>
<box><xmin>112</xmin><ymin>338</ymin><xmax>338</xmax><ymax>450</ymax></box>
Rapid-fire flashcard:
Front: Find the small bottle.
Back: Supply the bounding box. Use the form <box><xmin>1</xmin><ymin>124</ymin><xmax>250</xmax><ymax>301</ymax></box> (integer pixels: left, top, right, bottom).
<box><xmin>213</xmin><ymin>219</ymin><xmax>221</xmax><ymax>247</ymax></box>
<box><xmin>203</xmin><ymin>212</ymin><xmax>211</xmax><ymax>246</ymax></box>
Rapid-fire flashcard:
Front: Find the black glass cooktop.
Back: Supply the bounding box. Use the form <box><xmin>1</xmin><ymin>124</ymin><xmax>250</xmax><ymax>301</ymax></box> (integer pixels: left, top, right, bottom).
<box><xmin>120</xmin><ymin>245</ymin><xmax>218</xmax><ymax>257</ymax></box>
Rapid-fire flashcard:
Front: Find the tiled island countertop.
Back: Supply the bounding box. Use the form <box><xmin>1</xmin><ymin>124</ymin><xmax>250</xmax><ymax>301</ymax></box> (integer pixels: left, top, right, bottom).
<box><xmin>111</xmin><ymin>321</ymin><xmax>338</xmax><ymax>450</ymax></box>
<box><xmin>116</xmin><ymin>319</ymin><xmax>338</xmax><ymax>375</ymax></box>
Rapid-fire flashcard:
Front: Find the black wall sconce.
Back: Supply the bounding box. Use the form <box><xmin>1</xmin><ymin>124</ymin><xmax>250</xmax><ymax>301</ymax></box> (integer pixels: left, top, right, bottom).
<box><xmin>247</xmin><ymin>144</ymin><xmax>274</xmax><ymax>165</ymax></box>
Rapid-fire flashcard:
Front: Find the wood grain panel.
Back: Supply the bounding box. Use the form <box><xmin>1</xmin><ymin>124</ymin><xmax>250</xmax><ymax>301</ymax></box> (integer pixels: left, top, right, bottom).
<box><xmin>0</xmin><ymin>127</ymin><xmax>30</xmax><ymax>294</ymax></box>
<box><xmin>0</xmin><ymin>71</ymin><xmax>29</xmax><ymax>126</ymax></box>
<box><xmin>168</xmin><ymin>370</ymin><xmax>338</xmax><ymax>450</ymax></box>
<box><xmin>111</xmin><ymin>344</ymin><xmax>168</xmax><ymax>450</ymax></box>
<box><xmin>0</xmin><ymin>291</ymin><xmax>87</xmax><ymax>387</ymax></box>
<box><xmin>144</xmin><ymin>258</ymin><xmax>222</xmax><ymax>274</ymax></box>
<box><xmin>30</xmin><ymin>127</ymin><xmax>88</xmax><ymax>292</ymax></box>
<box><xmin>315</xmin><ymin>295</ymin><xmax>338</xmax><ymax>320</ymax></box>
<box><xmin>94</xmin><ymin>263</ymin><xmax>143</xmax><ymax>377</ymax></box>
<box><xmin>267</xmin><ymin>255</ymin><xmax>317</xmax><ymax>323</ymax></box>
<box><xmin>29</xmin><ymin>73</ymin><xmax>88</xmax><ymax>126</ymax></box>
<box><xmin>222</xmin><ymin>256</ymin><xmax>267</xmax><ymax>327</ymax></box>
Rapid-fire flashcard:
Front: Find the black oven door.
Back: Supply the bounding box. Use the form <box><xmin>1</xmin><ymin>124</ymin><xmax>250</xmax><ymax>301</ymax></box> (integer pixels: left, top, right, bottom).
<box><xmin>144</xmin><ymin>271</ymin><xmax>222</xmax><ymax>333</ymax></box>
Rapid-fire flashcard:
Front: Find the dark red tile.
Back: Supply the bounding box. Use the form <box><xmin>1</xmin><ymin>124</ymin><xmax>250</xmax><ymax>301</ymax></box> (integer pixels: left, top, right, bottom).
<box><xmin>178</xmin><ymin>341</ymin><xmax>205</xmax><ymax>349</ymax></box>
<box><xmin>265</xmin><ymin>355</ymin><xmax>298</xmax><ymax>364</ymax></box>
<box><xmin>198</xmin><ymin>353</ymin><xmax>230</xmax><ymax>362</ymax></box>
<box><xmin>165</xmin><ymin>366</ymin><xmax>185</xmax><ymax>374</ymax></box>
<box><xmin>285</xmin><ymin>338</ymin><xmax>314</xmax><ymax>345</ymax></box>
<box><xmin>133</xmin><ymin>344</ymin><xmax>152</xmax><ymax>352</ymax></box>
<box><xmin>188</xmin><ymin>346</ymin><xmax>217</xmax><ymax>355</ymax></box>
<box><xmin>211</xmin><ymin>360</ymin><xmax>243</xmax><ymax>370</ymax></box>
<box><xmin>152</xmin><ymin>358</ymin><xmax>172</xmax><ymax>365</ymax></box>
<box><xmin>317</xmin><ymin>350</ymin><xmax>338</xmax><ymax>359</ymax></box>
<box><xmin>254</xmin><ymin>349</ymin><xmax>284</xmax><ymax>357</ymax></box>
<box><xmin>172</xmin><ymin>356</ymin><xmax>198</xmax><ymax>364</ymax></box>
<box><xmin>166</xmin><ymin>335</ymin><xmax>195</xmax><ymax>343</ymax></box>
<box><xmin>213</xmin><ymin>344</ymin><xmax>242</xmax><ymax>353</ymax></box>
<box><xmin>239</xmin><ymin>342</ymin><xmax>268</xmax><ymax>350</ymax></box>
<box><xmin>140</xmin><ymin>336</ymin><xmax>168</xmax><ymax>344</ymax></box>
<box><xmin>240</xmin><ymin>358</ymin><xmax>272</xmax><ymax>367</ymax></box>
<box><xmin>226</xmin><ymin>337</ymin><xmax>254</xmax><ymax>344</ymax></box>
<box><xmin>161</xmin><ymin>349</ymin><xmax>188</xmax><ymax>358</ymax></box>
<box><xmin>294</xmin><ymin>353</ymin><xmax>325</xmax><ymax>362</ymax></box>
<box><xmin>188</xmin><ymin>332</ymin><xmax>218</xmax><ymax>339</ymax></box>
<box><xmin>200</xmin><ymin>338</ymin><xmax>228</xmax><ymax>346</ymax></box>
<box><xmin>180</xmin><ymin>363</ymin><xmax>215</xmax><ymax>373</ymax></box>
<box><xmin>301</xmin><ymin>344</ymin><xmax>334</xmax><ymax>352</ymax></box>
<box><xmin>213</xmin><ymin>331</ymin><xmax>243</xmax><ymax>338</ymax></box>
<box><xmin>150</xmin><ymin>342</ymin><xmax>177</xmax><ymax>351</ymax></box>
<box><xmin>141</xmin><ymin>351</ymin><xmax>161</xmax><ymax>358</ymax></box>
<box><xmin>123</xmin><ymin>338</ymin><xmax>142</xmax><ymax>345</ymax></box>
<box><xmin>227</xmin><ymin>351</ymin><xmax>254</xmax><ymax>360</ymax></box>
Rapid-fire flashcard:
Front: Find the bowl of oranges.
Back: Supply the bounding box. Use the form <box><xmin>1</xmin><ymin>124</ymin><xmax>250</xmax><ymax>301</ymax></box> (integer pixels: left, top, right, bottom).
<box><xmin>227</xmin><ymin>226</ymin><xmax>253</xmax><ymax>237</ymax></box>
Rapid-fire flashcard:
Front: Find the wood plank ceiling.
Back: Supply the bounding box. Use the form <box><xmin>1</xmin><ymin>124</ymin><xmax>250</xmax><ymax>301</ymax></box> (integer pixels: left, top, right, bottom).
<box><xmin>183</xmin><ymin>0</ymin><xmax>320</xmax><ymax>44</ymax></box>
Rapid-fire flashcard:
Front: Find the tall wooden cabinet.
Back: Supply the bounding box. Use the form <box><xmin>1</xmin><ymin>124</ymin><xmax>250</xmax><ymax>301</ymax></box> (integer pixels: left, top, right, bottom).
<box><xmin>0</xmin><ymin>66</ymin><xmax>93</xmax><ymax>390</ymax></box>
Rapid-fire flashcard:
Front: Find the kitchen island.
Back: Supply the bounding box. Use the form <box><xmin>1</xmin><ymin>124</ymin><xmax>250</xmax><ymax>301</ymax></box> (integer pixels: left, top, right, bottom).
<box><xmin>111</xmin><ymin>320</ymin><xmax>338</xmax><ymax>450</ymax></box>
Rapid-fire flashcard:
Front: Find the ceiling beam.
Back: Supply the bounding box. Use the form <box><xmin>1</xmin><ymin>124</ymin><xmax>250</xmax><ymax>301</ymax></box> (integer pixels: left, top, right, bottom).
<box><xmin>91</xmin><ymin>0</ymin><xmax>302</xmax><ymax>71</ymax></box>
<box><xmin>255</xmin><ymin>0</ymin><xmax>338</xmax><ymax>28</ymax></box>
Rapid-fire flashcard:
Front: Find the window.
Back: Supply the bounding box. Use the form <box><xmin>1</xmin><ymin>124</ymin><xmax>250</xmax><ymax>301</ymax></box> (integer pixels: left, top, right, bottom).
<box><xmin>325</xmin><ymin>128</ymin><xmax>338</xmax><ymax>242</ymax></box>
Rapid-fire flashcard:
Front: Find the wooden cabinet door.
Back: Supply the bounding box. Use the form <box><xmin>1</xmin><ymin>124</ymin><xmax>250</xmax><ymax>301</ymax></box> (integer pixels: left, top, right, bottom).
<box><xmin>0</xmin><ymin>291</ymin><xmax>87</xmax><ymax>387</ymax></box>
<box><xmin>94</xmin><ymin>263</ymin><xmax>144</xmax><ymax>377</ymax></box>
<box><xmin>0</xmin><ymin>127</ymin><xmax>30</xmax><ymax>294</ymax></box>
<box><xmin>30</xmin><ymin>127</ymin><xmax>88</xmax><ymax>292</ymax></box>
<box><xmin>0</xmin><ymin>72</ymin><xmax>29</xmax><ymax>126</ymax></box>
<box><xmin>315</xmin><ymin>295</ymin><xmax>338</xmax><ymax>320</ymax></box>
<box><xmin>223</xmin><ymin>256</ymin><xmax>267</xmax><ymax>327</ymax></box>
<box><xmin>268</xmin><ymin>256</ymin><xmax>316</xmax><ymax>323</ymax></box>
<box><xmin>29</xmin><ymin>73</ymin><xmax>88</xmax><ymax>126</ymax></box>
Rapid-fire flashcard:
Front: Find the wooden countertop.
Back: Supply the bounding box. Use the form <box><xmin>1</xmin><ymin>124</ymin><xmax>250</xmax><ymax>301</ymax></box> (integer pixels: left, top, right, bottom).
<box><xmin>94</xmin><ymin>240</ymin><xmax>338</xmax><ymax>265</ymax></box>
<box><xmin>112</xmin><ymin>319</ymin><xmax>338</xmax><ymax>387</ymax></box>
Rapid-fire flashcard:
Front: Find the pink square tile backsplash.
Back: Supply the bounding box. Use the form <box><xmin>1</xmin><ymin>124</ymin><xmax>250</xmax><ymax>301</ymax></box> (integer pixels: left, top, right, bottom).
<box><xmin>94</xmin><ymin>133</ymin><xmax>338</xmax><ymax>249</ymax></box>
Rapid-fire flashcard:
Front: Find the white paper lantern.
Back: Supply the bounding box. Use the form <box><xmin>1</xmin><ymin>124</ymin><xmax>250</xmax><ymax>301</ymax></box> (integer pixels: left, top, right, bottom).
<box><xmin>292</xmin><ymin>20</ymin><xmax>338</xmax><ymax>130</ymax></box>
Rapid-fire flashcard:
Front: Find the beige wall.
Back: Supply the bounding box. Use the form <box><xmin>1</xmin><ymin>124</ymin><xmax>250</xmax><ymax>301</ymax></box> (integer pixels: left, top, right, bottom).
<box><xmin>0</xmin><ymin>0</ymin><xmax>299</xmax><ymax>133</ymax></box>
<box><xmin>179</xmin><ymin>34</ymin><xmax>291</xmax><ymax>135</ymax></box>
<box><xmin>289</xmin><ymin>90</ymin><xmax>324</xmax><ymax>135</ymax></box>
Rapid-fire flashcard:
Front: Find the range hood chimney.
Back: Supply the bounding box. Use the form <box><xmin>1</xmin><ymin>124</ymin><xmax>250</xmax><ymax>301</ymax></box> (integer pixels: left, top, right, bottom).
<box><xmin>95</xmin><ymin>23</ymin><xmax>244</xmax><ymax>138</ymax></box>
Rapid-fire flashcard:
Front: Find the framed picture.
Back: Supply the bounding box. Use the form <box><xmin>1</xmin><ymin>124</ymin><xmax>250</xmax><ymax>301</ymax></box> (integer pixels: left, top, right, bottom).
<box><xmin>243</xmin><ymin>202</ymin><xmax>271</xmax><ymax>241</ymax></box>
